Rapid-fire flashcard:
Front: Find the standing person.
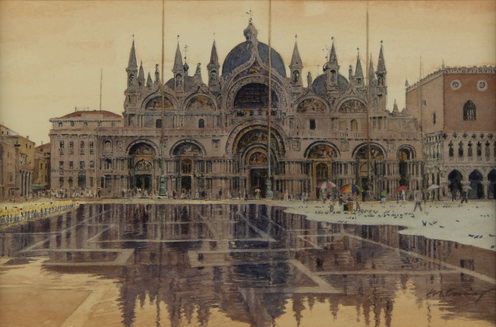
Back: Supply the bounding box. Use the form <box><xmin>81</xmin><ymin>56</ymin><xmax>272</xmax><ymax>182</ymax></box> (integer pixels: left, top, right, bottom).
<box><xmin>413</xmin><ymin>190</ymin><xmax>423</xmax><ymax>212</ymax></box>
<box><xmin>461</xmin><ymin>189</ymin><xmax>468</xmax><ymax>203</ymax></box>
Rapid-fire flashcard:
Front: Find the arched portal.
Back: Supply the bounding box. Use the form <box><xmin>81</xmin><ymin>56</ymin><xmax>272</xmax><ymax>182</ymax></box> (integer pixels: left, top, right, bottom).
<box><xmin>488</xmin><ymin>170</ymin><xmax>496</xmax><ymax>199</ymax></box>
<box><xmin>397</xmin><ymin>146</ymin><xmax>415</xmax><ymax>187</ymax></box>
<box><xmin>171</xmin><ymin>141</ymin><xmax>204</xmax><ymax>197</ymax></box>
<box><xmin>305</xmin><ymin>143</ymin><xmax>338</xmax><ymax>199</ymax></box>
<box><xmin>128</xmin><ymin>143</ymin><xmax>157</xmax><ymax>193</ymax></box>
<box><xmin>448</xmin><ymin>170</ymin><xmax>463</xmax><ymax>195</ymax></box>
<box><xmin>353</xmin><ymin>144</ymin><xmax>385</xmax><ymax>196</ymax></box>
<box><xmin>232</xmin><ymin>126</ymin><xmax>284</xmax><ymax>198</ymax></box>
<box><xmin>468</xmin><ymin>170</ymin><xmax>483</xmax><ymax>199</ymax></box>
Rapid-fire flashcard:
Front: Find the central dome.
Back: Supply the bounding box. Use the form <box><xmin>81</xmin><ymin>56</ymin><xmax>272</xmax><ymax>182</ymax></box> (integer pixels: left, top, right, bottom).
<box><xmin>221</xmin><ymin>21</ymin><xmax>287</xmax><ymax>78</ymax></box>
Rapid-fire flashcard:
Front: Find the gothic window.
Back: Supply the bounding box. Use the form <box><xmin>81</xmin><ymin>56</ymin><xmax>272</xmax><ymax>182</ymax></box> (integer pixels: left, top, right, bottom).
<box><xmin>458</xmin><ymin>141</ymin><xmax>464</xmax><ymax>157</ymax></box>
<box><xmin>433</xmin><ymin>113</ymin><xmax>436</xmax><ymax>125</ymax></box>
<box><xmin>463</xmin><ymin>100</ymin><xmax>476</xmax><ymax>121</ymax></box>
<box><xmin>156</xmin><ymin>119</ymin><xmax>162</xmax><ymax>128</ymax></box>
<box><xmin>477</xmin><ymin>142</ymin><xmax>482</xmax><ymax>157</ymax></box>
<box><xmin>448</xmin><ymin>141</ymin><xmax>454</xmax><ymax>157</ymax></box>
<box><xmin>199</xmin><ymin>119</ymin><xmax>205</xmax><ymax>128</ymax></box>
<box><xmin>59</xmin><ymin>141</ymin><xmax>64</xmax><ymax>149</ymax></box>
<box><xmin>468</xmin><ymin>142</ymin><xmax>473</xmax><ymax>157</ymax></box>
<box><xmin>104</xmin><ymin>159</ymin><xmax>112</xmax><ymax>170</ymax></box>
<box><xmin>309</xmin><ymin>119</ymin><xmax>316</xmax><ymax>130</ymax></box>
<box><xmin>350</xmin><ymin>120</ymin><xmax>358</xmax><ymax>131</ymax></box>
<box><xmin>292</xmin><ymin>70</ymin><xmax>299</xmax><ymax>83</ymax></box>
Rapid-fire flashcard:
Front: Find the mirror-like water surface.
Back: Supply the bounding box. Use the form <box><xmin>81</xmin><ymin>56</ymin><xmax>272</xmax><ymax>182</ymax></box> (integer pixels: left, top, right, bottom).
<box><xmin>0</xmin><ymin>203</ymin><xmax>495</xmax><ymax>327</ymax></box>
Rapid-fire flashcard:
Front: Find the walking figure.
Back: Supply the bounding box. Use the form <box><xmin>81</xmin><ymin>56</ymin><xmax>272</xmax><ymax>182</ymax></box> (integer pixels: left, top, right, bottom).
<box><xmin>413</xmin><ymin>190</ymin><xmax>423</xmax><ymax>212</ymax></box>
<box><xmin>461</xmin><ymin>190</ymin><xmax>468</xmax><ymax>203</ymax></box>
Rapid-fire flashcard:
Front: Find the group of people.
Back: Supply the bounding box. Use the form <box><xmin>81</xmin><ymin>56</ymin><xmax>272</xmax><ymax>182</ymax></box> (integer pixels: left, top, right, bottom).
<box><xmin>0</xmin><ymin>201</ymin><xmax>78</xmax><ymax>226</ymax></box>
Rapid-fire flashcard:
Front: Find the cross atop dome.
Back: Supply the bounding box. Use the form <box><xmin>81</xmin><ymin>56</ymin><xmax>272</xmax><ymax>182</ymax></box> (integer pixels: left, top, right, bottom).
<box><xmin>244</xmin><ymin>11</ymin><xmax>258</xmax><ymax>42</ymax></box>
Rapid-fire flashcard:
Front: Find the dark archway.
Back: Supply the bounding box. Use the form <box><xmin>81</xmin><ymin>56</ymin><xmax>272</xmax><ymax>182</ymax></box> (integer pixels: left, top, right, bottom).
<box><xmin>468</xmin><ymin>170</ymin><xmax>483</xmax><ymax>199</ymax></box>
<box><xmin>448</xmin><ymin>170</ymin><xmax>463</xmax><ymax>195</ymax></box>
<box><xmin>488</xmin><ymin>170</ymin><xmax>496</xmax><ymax>199</ymax></box>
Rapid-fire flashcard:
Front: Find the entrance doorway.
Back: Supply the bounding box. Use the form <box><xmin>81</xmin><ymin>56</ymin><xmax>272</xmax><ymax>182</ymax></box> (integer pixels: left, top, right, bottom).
<box><xmin>250</xmin><ymin>169</ymin><xmax>268</xmax><ymax>198</ymax></box>
<box><xmin>181</xmin><ymin>176</ymin><xmax>192</xmax><ymax>194</ymax></box>
<box><xmin>135</xmin><ymin>175</ymin><xmax>152</xmax><ymax>192</ymax></box>
<box><xmin>469</xmin><ymin>170</ymin><xmax>483</xmax><ymax>199</ymax></box>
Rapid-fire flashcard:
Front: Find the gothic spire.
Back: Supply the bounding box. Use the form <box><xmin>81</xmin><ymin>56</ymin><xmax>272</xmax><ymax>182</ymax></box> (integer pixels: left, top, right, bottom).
<box><xmin>207</xmin><ymin>40</ymin><xmax>219</xmax><ymax>70</ymax></box>
<box><xmin>146</xmin><ymin>72</ymin><xmax>153</xmax><ymax>88</ymax></box>
<box><xmin>138</xmin><ymin>61</ymin><xmax>145</xmax><ymax>86</ymax></box>
<box><xmin>127</xmin><ymin>39</ymin><xmax>138</xmax><ymax>70</ymax></box>
<box><xmin>290</xmin><ymin>38</ymin><xmax>303</xmax><ymax>69</ymax></box>
<box><xmin>172</xmin><ymin>42</ymin><xmax>184</xmax><ymax>74</ymax></box>
<box><xmin>377</xmin><ymin>41</ymin><xmax>386</xmax><ymax>72</ymax></box>
<box><xmin>355</xmin><ymin>50</ymin><xmax>364</xmax><ymax>79</ymax></box>
<box><xmin>329</xmin><ymin>38</ymin><xmax>338</xmax><ymax>65</ymax></box>
<box><xmin>368</xmin><ymin>54</ymin><xmax>375</xmax><ymax>81</ymax></box>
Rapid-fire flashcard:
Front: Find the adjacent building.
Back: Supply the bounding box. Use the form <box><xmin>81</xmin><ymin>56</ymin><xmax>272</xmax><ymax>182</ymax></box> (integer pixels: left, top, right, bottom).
<box><xmin>0</xmin><ymin>125</ymin><xmax>36</xmax><ymax>200</ymax></box>
<box><xmin>50</xmin><ymin>20</ymin><xmax>425</xmax><ymax>199</ymax></box>
<box><xmin>33</xmin><ymin>143</ymin><xmax>51</xmax><ymax>194</ymax></box>
<box><xmin>406</xmin><ymin>66</ymin><xmax>496</xmax><ymax>199</ymax></box>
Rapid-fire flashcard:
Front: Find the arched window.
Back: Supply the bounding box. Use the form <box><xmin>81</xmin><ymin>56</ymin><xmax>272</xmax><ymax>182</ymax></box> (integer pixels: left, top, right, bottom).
<box><xmin>104</xmin><ymin>158</ymin><xmax>112</xmax><ymax>170</ymax></box>
<box><xmin>156</xmin><ymin>119</ymin><xmax>162</xmax><ymax>128</ymax></box>
<box><xmin>448</xmin><ymin>141</ymin><xmax>454</xmax><ymax>157</ymax></box>
<box><xmin>350</xmin><ymin>120</ymin><xmax>358</xmax><ymax>131</ymax></box>
<box><xmin>477</xmin><ymin>142</ymin><xmax>482</xmax><ymax>157</ymax></box>
<box><xmin>199</xmin><ymin>119</ymin><xmax>205</xmax><ymax>128</ymax></box>
<box><xmin>458</xmin><ymin>141</ymin><xmax>464</xmax><ymax>157</ymax></box>
<box><xmin>468</xmin><ymin>141</ymin><xmax>473</xmax><ymax>157</ymax></box>
<box><xmin>463</xmin><ymin>100</ymin><xmax>476</xmax><ymax>121</ymax></box>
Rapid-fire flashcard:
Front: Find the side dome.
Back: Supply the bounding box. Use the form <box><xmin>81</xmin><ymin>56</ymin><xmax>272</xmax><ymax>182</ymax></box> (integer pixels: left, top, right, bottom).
<box><xmin>221</xmin><ymin>41</ymin><xmax>287</xmax><ymax>78</ymax></box>
<box><xmin>312</xmin><ymin>74</ymin><xmax>349</xmax><ymax>96</ymax></box>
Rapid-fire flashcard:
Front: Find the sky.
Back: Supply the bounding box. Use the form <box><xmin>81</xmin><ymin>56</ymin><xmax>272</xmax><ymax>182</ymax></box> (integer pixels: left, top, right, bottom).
<box><xmin>0</xmin><ymin>0</ymin><xmax>494</xmax><ymax>145</ymax></box>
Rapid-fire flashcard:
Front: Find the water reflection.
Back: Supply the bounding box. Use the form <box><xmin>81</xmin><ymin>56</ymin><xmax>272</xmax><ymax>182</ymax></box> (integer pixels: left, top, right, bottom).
<box><xmin>1</xmin><ymin>203</ymin><xmax>495</xmax><ymax>327</ymax></box>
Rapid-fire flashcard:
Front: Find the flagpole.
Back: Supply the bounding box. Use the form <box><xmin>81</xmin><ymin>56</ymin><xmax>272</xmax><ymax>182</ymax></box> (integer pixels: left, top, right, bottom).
<box><xmin>159</xmin><ymin>0</ymin><xmax>167</xmax><ymax>196</ymax></box>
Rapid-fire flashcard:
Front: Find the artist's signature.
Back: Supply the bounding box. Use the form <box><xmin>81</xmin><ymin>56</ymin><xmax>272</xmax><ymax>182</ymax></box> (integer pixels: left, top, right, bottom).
<box><xmin>426</xmin><ymin>287</ymin><xmax>496</xmax><ymax>303</ymax></box>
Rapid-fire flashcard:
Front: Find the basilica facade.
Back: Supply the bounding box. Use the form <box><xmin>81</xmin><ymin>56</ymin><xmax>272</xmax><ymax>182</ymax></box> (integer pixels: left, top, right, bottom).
<box><xmin>50</xmin><ymin>21</ymin><xmax>424</xmax><ymax>199</ymax></box>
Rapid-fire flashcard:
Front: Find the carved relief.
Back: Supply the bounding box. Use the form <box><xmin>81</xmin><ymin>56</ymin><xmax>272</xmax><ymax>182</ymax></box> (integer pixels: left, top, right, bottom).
<box><xmin>296</xmin><ymin>99</ymin><xmax>326</xmax><ymax>113</ymax></box>
<box><xmin>146</xmin><ymin>97</ymin><xmax>174</xmax><ymax>110</ymax></box>
<box><xmin>135</xmin><ymin>159</ymin><xmax>152</xmax><ymax>171</ymax></box>
<box><xmin>173</xmin><ymin>142</ymin><xmax>202</xmax><ymax>156</ymax></box>
<box><xmin>308</xmin><ymin>144</ymin><xmax>336</xmax><ymax>159</ymax></box>
<box><xmin>248</xmin><ymin>151</ymin><xmax>267</xmax><ymax>165</ymax></box>
<box><xmin>186</xmin><ymin>95</ymin><xmax>215</xmax><ymax>110</ymax></box>
<box><xmin>338</xmin><ymin>99</ymin><xmax>366</xmax><ymax>113</ymax></box>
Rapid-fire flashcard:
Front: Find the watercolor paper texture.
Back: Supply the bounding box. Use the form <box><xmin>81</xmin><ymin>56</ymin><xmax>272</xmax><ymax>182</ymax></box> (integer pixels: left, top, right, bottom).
<box><xmin>0</xmin><ymin>1</ymin><xmax>495</xmax><ymax>327</ymax></box>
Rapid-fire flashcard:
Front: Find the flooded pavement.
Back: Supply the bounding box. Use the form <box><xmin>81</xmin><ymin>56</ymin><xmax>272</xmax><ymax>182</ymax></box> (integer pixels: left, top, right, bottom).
<box><xmin>0</xmin><ymin>203</ymin><xmax>495</xmax><ymax>327</ymax></box>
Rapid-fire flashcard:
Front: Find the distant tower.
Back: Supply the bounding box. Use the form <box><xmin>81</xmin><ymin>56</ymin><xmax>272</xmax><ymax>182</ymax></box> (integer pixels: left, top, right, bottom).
<box><xmin>207</xmin><ymin>40</ymin><xmax>220</xmax><ymax>92</ymax></box>
<box><xmin>289</xmin><ymin>36</ymin><xmax>303</xmax><ymax>87</ymax></box>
